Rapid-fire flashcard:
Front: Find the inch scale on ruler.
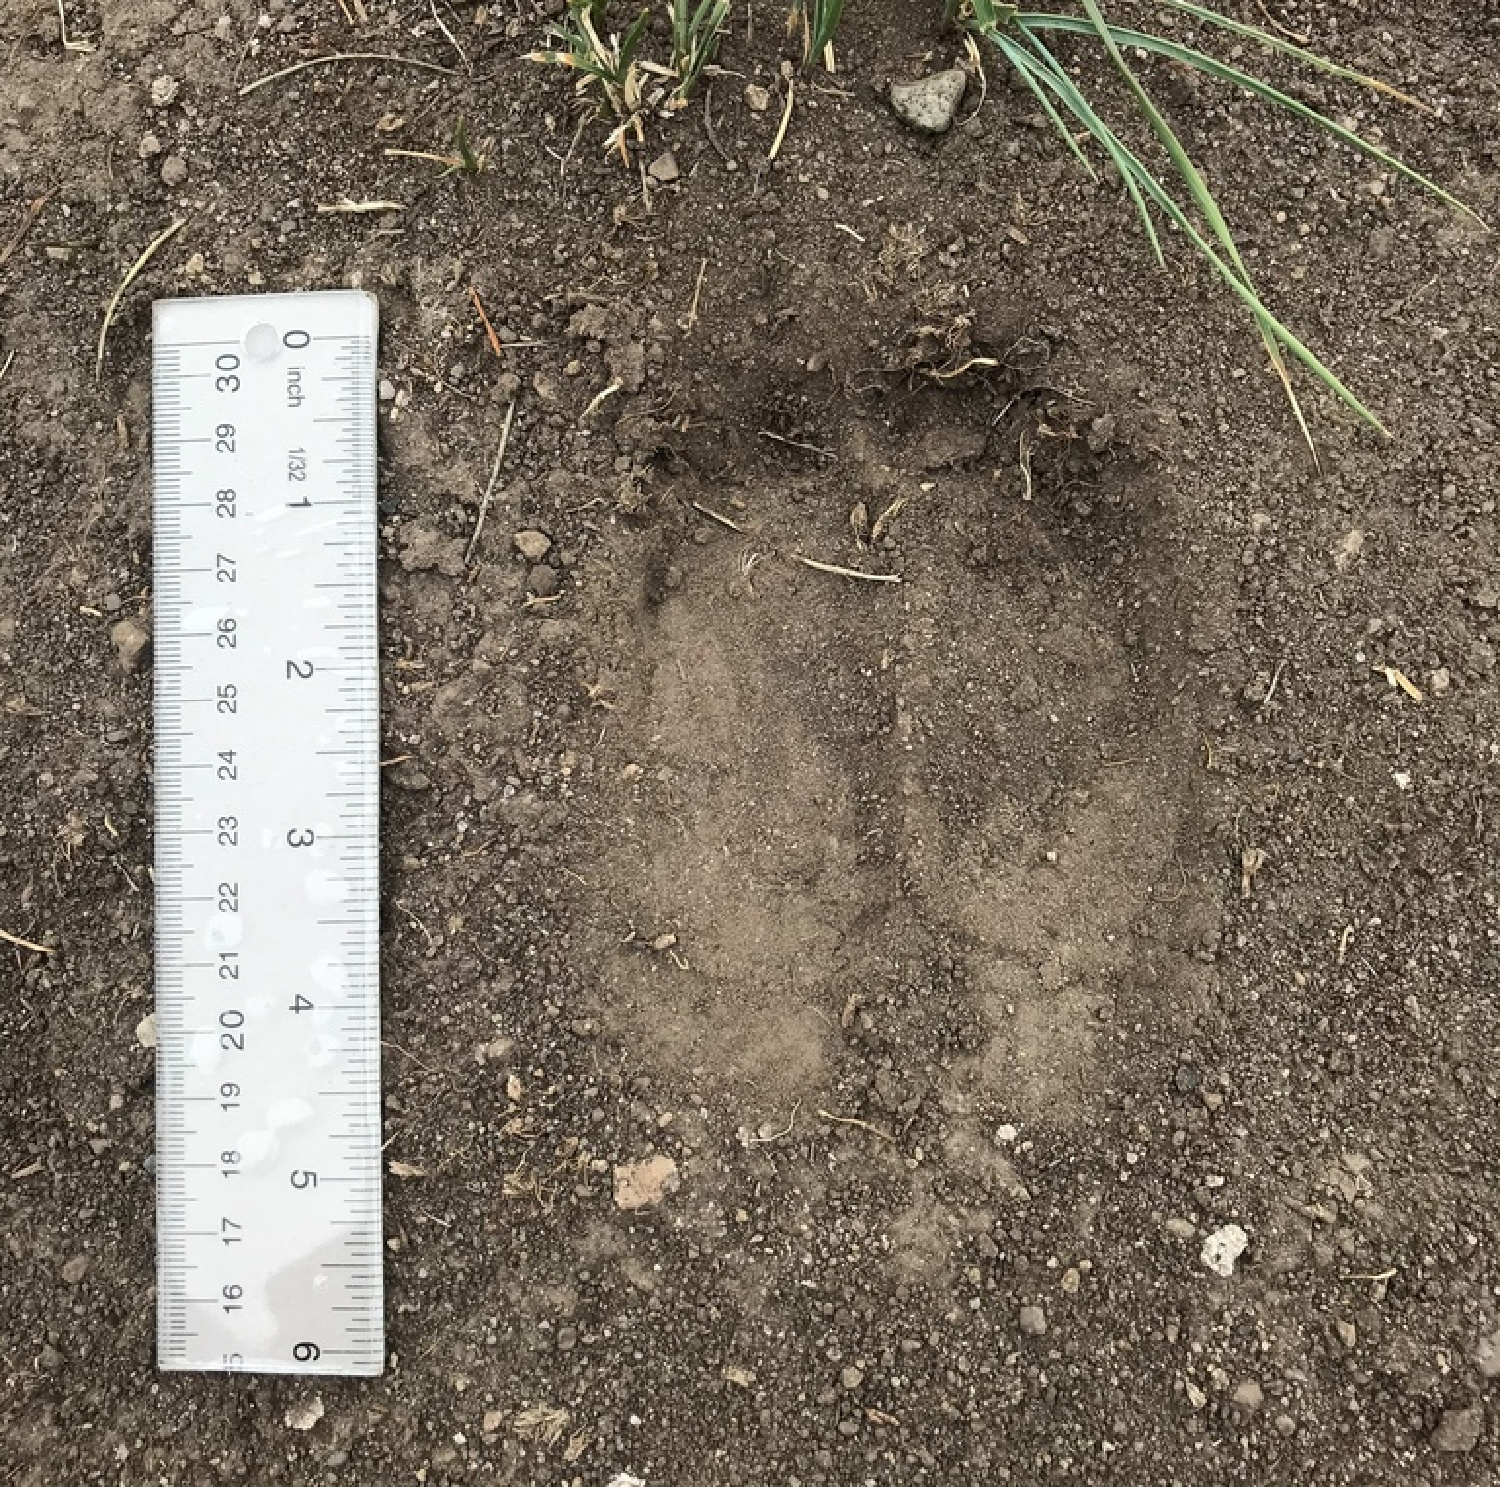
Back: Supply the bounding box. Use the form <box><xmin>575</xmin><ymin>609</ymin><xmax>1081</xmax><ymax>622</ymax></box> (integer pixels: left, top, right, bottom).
<box><xmin>153</xmin><ymin>292</ymin><xmax>383</xmax><ymax>1375</ymax></box>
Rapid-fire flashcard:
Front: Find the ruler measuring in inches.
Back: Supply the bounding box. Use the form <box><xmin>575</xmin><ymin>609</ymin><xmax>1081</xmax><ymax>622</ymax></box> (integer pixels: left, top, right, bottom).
<box><xmin>153</xmin><ymin>292</ymin><xmax>383</xmax><ymax>1375</ymax></box>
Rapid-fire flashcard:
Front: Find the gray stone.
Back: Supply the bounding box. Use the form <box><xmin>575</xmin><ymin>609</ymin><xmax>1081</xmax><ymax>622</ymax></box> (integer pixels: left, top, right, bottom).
<box><xmin>527</xmin><ymin>564</ymin><xmax>561</xmax><ymax>598</ymax></box>
<box><xmin>160</xmin><ymin>154</ymin><xmax>188</xmax><ymax>186</ymax></box>
<box><xmin>513</xmin><ymin>529</ymin><xmax>553</xmax><ymax>563</ymax></box>
<box><xmin>1232</xmin><ymin>1380</ymin><xmax>1264</xmax><ymax>1412</ymax></box>
<box><xmin>1475</xmin><ymin>1327</ymin><xmax>1500</xmax><ymax>1379</ymax></box>
<box><xmin>1019</xmin><ymin>1305</ymin><xmax>1047</xmax><ymax>1337</ymax></box>
<box><xmin>1432</xmin><ymin>1404</ymin><xmax>1483</xmax><ymax>1453</ymax></box>
<box><xmin>647</xmin><ymin>151</ymin><xmax>680</xmax><ymax>184</ymax></box>
<box><xmin>890</xmin><ymin>69</ymin><xmax>968</xmax><ymax>135</ymax></box>
<box><xmin>111</xmin><ymin>617</ymin><xmax>151</xmax><ymax>673</ymax></box>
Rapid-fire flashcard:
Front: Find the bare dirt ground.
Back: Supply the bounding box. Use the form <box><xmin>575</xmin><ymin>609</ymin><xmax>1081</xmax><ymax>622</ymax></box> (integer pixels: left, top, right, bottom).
<box><xmin>3</xmin><ymin>1</ymin><xmax>1500</xmax><ymax>1482</ymax></box>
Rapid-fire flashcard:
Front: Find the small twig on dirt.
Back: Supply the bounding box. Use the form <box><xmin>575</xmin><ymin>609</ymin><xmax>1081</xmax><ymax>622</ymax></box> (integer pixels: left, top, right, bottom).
<box><xmin>1337</xmin><ymin>924</ymin><xmax>1355</xmax><ymax>966</ymax></box>
<box><xmin>239</xmin><ymin>52</ymin><xmax>457</xmax><ymax>97</ymax></box>
<box><xmin>1</xmin><ymin>927</ymin><xmax>54</xmax><ymax>956</ymax></box>
<box><xmin>57</xmin><ymin>0</ymin><xmax>94</xmax><ymax>50</ymax></box>
<box><xmin>1262</xmin><ymin>658</ymin><xmax>1288</xmax><ymax>707</ymax></box>
<box><xmin>834</xmin><ymin>222</ymin><xmax>865</xmax><ymax>244</ymax></box>
<box><xmin>466</xmin><ymin>399</ymin><xmax>517</xmax><ymax>566</ymax></box>
<box><xmin>1254</xmin><ymin>0</ymin><xmax>1310</xmax><ymax>44</ymax></box>
<box><xmin>1018</xmin><ymin>431</ymin><xmax>1034</xmax><ymax>501</ymax></box>
<box><xmin>928</xmin><ymin>355</ymin><xmax>1000</xmax><ymax>381</ymax></box>
<box><xmin>582</xmin><ymin>380</ymin><xmax>622</xmax><ymax>421</ymax></box>
<box><xmin>702</xmin><ymin>82</ymin><xmax>732</xmax><ymax>164</ymax></box>
<box><xmin>0</xmin><ymin>191</ymin><xmax>54</xmax><ymax>276</ymax></box>
<box><xmin>768</xmin><ymin>78</ymin><xmax>795</xmax><ymax>162</ymax></box>
<box><xmin>316</xmin><ymin>198</ymin><xmax>405</xmax><ymax>214</ymax></box>
<box><xmin>758</xmin><ymin>429</ymin><xmax>835</xmax><ymax>459</ymax></box>
<box><xmin>95</xmin><ymin>217</ymin><xmax>186</xmax><ymax>382</ymax></box>
<box><xmin>746</xmin><ymin>1100</ymin><xmax>801</xmax><ymax>1144</ymax></box>
<box><xmin>689</xmin><ymin>499</ymin><xmax>743</xmax><ymax>533</ymax></box>
<box><xmin>384</xmin><ymin>147</ymin><xmax>460</xmax><ymax>167</ymax></box>
<box><xmin>427</xmin><ymin>0</ymin><xmax>469</xmax><ymax>68</ymax></box>
<box><xmin>958</xmin><ymin>32</ymin><xmax>989</xmax><ymax>126</ymax></box>
<box><xmin>1344</xmin><ymin>1267</ymin><xmax>1398</xmax><ymax>1283</ymax></box>
<box><xmin>1240</xmin><ymin>846</ymin><xmax>1267</xmax><ymax>900</ymax></box>
<box><xmin>0</xmin><ymin>350</ymin><xmax>16</xmax><ymax>387</ymax></box>
<box><xmin>333</xmin><ymin>0</ymin><xmax>355</xmax><ymax>23</ymax></box>
<box><xmin>471</xmin><ymin>285</ymin><xmax>503</xmax><ymax>357</ymax></box>
<box><xmin>379</xmin><ymin>753</ymin><xmax>415</xmax><ymax>767</ymax></box>
<box><xmin>795</xmin><ymin>556</ymin><xmax>902</xmax><ymax>585</ymax></box>
<box><xmin>870</xmin><ymin>495</ymin><xmax>905</xmax><ymax>544</ymax></box>
<box><xmin>684</xmin><ymin>256</ymin><xmax>709</xmax><ymax>332</ymax></box>
<box><xmin>817</xmin><ymin>1108</ymin><xmax>896</xmax><ymax>1143</ymax></box>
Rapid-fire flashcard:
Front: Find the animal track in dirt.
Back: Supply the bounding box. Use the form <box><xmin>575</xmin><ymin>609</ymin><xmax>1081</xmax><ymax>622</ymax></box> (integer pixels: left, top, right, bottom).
<box><xmin>572</xmin><ymin>382</ymin><xmax>1220</xmax><ymax>1125</ymax></box>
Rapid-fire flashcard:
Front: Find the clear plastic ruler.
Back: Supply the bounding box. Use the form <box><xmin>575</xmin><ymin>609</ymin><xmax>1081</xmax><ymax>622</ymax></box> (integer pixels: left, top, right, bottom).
<box><xmin>152</xmin><ymin>292</ymin><xmax>383</xmax><ymax>1375</ymax></box>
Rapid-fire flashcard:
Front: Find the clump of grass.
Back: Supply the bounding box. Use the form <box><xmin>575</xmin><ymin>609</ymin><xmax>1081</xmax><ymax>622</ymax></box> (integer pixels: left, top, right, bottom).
<box><xmin>527</xmin><ymin>0</ymin><xmax>651</xmax><ymax>159</ymax></box>
<box><xmin>446</xmin><ymin>118</ymin><xmax>486</xmax><ymax>176</ymax></box>
<box><xmin>669</xmin><ymin>0</ymin><xmax>731</xmax><ymax>102</ymax></box>
<box><xmin>792</xmin><ymin>0</ymin><xmax>845</xmax><ymax>70</ymax></box>
<box><xmin>955</xmin><ymin>0</ymin><xmax>1484</xmax><ymax>451</ymax></box>
<box><xmin>526</xmin><ymin>1</ymin><xmax>1482</xmax><ymax>443</ymax></box>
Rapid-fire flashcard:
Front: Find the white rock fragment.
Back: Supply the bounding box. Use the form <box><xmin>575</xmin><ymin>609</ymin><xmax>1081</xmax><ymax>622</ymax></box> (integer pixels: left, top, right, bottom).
<box><xmin>889</xmin><ymin>69</ymin><xmax>968</xmax><ymax>134</ymax></box>
<box><xmin>613</xmin><ymin>1155</ymin><xmax>679</xmax><ymax>1211</ymax></box>
<box><xmin>1201</xmin><ymin>1223</ymin><xmax>1249</xmax><ymax>1277</ymax></box>
<box><xmin>284</xmin><ymin>1395</ymin><xmax>325</xmax><ymax>1431</ymax></box>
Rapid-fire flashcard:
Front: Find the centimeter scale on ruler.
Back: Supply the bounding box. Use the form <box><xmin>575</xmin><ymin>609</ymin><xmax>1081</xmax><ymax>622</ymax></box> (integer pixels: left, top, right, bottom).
<box><xmin>153</xmin><ymin>293</ymin><xmax>384</xmax><ymax>1375</ymax></box>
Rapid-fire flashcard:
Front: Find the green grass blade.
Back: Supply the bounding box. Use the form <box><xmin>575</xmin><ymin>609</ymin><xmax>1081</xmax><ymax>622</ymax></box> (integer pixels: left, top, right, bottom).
<box><xmin>986</xmin><ymin>31</ymin><xmax>1100</xmax><ymax>185</ymax></box>
<box><xmin>1127</xmin><ymin>156</ymin><xmax>1383</xmax><ymax>432</ymax></box>
<box><xmin>1071</xmin><ymin>0</ymin><xmax>1321</xmax><ymax>446</ymax></box>
<box><xmin>1017</xmin><ymin>12</ymin><xmax>1484</xmax><ymax>224</ymax></box>
<box><xmin>1012</xmin><ymin>18</ymin><xmax>1384</xmax><ymax>432</ymax></box>
<box><xmin>1005</xmin><ymin>28</ymin><xmax>1165</xmax><ymax>266</ymax></box>
<box><xmin>1146</xmin><ymin>0</ymin><xmax>1431</xmax><ymax>112</ymax></box>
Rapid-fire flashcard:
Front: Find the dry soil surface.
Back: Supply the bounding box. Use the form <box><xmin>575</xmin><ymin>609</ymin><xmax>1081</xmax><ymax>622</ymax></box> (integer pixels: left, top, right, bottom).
<box><xmin>3</xmin><ymin>1</ymin><xmax>1500</xmax><ymax>1484</ymax></box>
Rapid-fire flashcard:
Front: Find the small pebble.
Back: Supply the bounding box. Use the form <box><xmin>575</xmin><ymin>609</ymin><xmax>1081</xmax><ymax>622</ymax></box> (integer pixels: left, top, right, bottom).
<box><xmin>647</xmin><ymin>151</ymin><xmax>680</xmax><ymax>185</ymax></box>
<box><xmin>889</xmin><ymin>69</ymin><xmax>968</xmax><ymax>134</ymax></box>
<box><xmin>111</xmin><ymin>617</ymin><xmax>151</xmax><ymax>674</ymax></box>
<box><xmin>613</xmin><ymin>1154</ymin><xmax>679</xmax><ymax>1211</ymax></box>
<box><xmin>1432</xmin><ymin>1404</ymin><xmax>1484</xmax><ymax>1454</ymax></box>
<box><xmin>1232</xmin><ymin>1380</ymin><xmax>1264</xmax><ymax>1412</ymax></box>
<box><xmin>284</xmin><ymin>1396</ymin><xmax>325</xmax><ymax>1432</ymax></box>
<box><xmin>744</xmin><ymin>83</ymin><xmax>770</xmax><ymax>113</ymax></box>
<box><xmin>160</xmin><ymin>154</ymin><xmax>188</xmax><ymax>187</ymax></box>
<box><xmin>150</xmin><ymin>75</ymin><xmax>180</xmax><ymax>106</ymax></box>
<box><xmin>527</xmin><ymin>564</ymin><xmax>561</xmax><ymax>598</ymax></box>
<box><xmin>513</xmin><ymin>529</ymin><xmax>553</xmax><ymax>563</ymax></box>
<box><xmin>1475</xmin><ymin>1327</ymin><xmax>1500</xmax><ymax>1379</ymax></box>
<box><xmin>1201</xmin><ymin>1224</ymin><xmax>1249</xmax><ymax>1277</ymax></box>
<box><xmin>840</xmin><ymin>1365</ymin><xmax>864</xmax><ymax>1390</ymax></box>
<box><xmin>1019</xmin><ymin>1305</ymin><xmax>1047</xmax><ymax>1337</ymax></box>
<box><xmin>378</xmin><ymin>378</ymin><xmax>396</xmax><ymax>402</ymax></box>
